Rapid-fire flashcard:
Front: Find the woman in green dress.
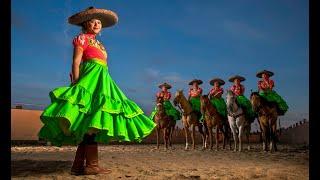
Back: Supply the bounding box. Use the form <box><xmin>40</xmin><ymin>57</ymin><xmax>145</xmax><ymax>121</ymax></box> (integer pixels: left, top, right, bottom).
<box><xmin>208</xmin><ymin>78</ymin><xmax>227</xmax><ymax>118</ymax></box>
<box><xmin>256</xmin><ymin>70</ymin><xmax>289</xmax><ymax>115</ymax></box>
<box><xmin>150</xmin><ymin>82</ymin><xmax>181</xmax><ymax>121</ymax></box>
<box><xmin>38</xmin><ymin>7</ymin><xmax>156</xmax><ymax>175</ymax></box>
<box><xmin>229</xmin><ymin>75</ymin><xmax>255</xmax><ymax>123</ymax></box>
<box><xmin>188</xmin><ymin>79</ymin><xmax>203</xmax><ymax>119</ymax></box>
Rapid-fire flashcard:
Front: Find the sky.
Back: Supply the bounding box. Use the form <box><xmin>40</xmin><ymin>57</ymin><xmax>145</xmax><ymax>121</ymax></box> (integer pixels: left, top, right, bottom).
<box><xmin>11</xmin><ymin>0</ymin><xmax>309</xmax><ymax>129</ymax></box>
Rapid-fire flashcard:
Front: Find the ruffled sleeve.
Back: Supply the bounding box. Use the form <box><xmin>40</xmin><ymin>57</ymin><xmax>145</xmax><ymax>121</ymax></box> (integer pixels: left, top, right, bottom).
<box><xmin>72</xmin><ymin>34</ymin><xmax>88</xmax><ymax>50</ymax></box>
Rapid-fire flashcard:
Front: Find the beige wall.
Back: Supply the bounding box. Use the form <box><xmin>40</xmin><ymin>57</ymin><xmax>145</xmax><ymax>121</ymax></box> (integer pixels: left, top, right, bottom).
<box><xmin>11</xmin><ymin>109</ymin><xmax>43</xmax><ymax>140</ymax></box>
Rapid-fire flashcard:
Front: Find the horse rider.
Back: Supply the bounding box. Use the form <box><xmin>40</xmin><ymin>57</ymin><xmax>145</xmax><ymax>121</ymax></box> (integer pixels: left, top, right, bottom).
<box><xmin>229</xmin><ymin>75</ymin><xmax>256</xmax><ymax>123</ymax></box>
<box><xmin>256</xmin><ymin>70</ymin><xmax>289</xmax><ymax>116</ymax></box>
<box><xmin>208</xmin><ymin>78</ymin><xmax>228</xmax><ymax>118</ymax></box>
<box><xmin>188</xmin><ymin>79</ymin><xmax>203</xmax><ymax>120</ymax></box>
<box><xmin>150</xmin><ymin>82</ymin><xmax>181</xmax><ymax>121</ymax></box>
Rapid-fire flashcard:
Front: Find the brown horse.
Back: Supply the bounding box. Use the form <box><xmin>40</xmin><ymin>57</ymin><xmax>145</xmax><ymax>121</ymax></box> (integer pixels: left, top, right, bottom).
<box><xmin>200</xmin><ymin>95</ymin><xmax>231</xmax><ymax>150</ymax></box>
<box><xmin>173</xmin><ymin>90</ymin><xmax>205</xmax><ymax>150</ymax></box>
<box><xmin>250</xmin><ymin>92</ymin><xmax>278</xmax><ymax>152</ymax></box>
<box><xmin>153</xmin><ymin>96</ymin><xmax>176</xmax><ymax>149</ymax></box>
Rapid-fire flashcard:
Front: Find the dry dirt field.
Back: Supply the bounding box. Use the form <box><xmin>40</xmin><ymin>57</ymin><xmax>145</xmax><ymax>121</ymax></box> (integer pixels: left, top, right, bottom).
<box><xmin>11</xmin><ymin>143</ymin><xmax>309</xmax><ymax>180</ymax></box>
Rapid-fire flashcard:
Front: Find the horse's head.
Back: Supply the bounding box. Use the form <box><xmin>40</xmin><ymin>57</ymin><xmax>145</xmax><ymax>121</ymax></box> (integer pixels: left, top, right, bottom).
<box><xmin>156</xmin><ymin>96</ymin><xmax>165</xmax><ymax>112</ymax></box>
<box><xmin>226</xmin><ymin>90</ymin><xmax>236</xmax><ymax>106</ymax></box>
<box><xmin>250</xmin><ymin>91</ymin><xmax>261</xmax><ymax>112</ymax></box>
<box><xmin>173</xmin><ymin>89</ymin><xmax>183</xmax><ymax>106</ymax></box>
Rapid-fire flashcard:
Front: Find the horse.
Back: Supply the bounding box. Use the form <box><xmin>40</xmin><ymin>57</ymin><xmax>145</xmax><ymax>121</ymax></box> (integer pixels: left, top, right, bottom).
<box><xmin>173</xmin><ymin>90</ymin><xmax>205</xmax><ymax>150</ymax></box>
<box><xmin>225</xmin><ymin>90</ymin><xmax>252</xmax><ymax>152</ymax></box>
<box><xmin>199</xmin><ymin>95</ymin><xmax>231</xmax><ymax>150</ymax></box>
<box><xmin>250</xmin><ymin>92</ymin><xmax>278</xmax><ymax>152</ymax></box>
<box><xmin>153</xmin><ymin>96</ymin><xmax>176</xmax><ymax>150</ymax></box>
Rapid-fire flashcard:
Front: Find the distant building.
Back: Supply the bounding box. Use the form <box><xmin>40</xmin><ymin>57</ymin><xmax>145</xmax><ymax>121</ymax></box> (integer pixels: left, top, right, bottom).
<box><xmin>15</xmin><ymin>105</ymin><xmax>23</xmax><ymax>109</ymax></box>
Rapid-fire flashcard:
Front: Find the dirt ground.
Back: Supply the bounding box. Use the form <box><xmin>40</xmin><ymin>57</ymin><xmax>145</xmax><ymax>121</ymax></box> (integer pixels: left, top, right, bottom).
<box><xmin>11</xmin><ymin>143</ymin><xmax>309</xmax><ymax>180</ymax></box>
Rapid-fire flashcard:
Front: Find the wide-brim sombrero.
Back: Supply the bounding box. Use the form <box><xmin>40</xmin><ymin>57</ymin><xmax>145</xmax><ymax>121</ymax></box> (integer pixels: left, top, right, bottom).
<box><xmin>209</xmin><ymin>78</ymin><xmax>225</xmax><ymax>86</ymax></box>
<box><xmin>256</xmin><ymin>70</ymin><xmax>274</xmax><ymax>78</ymax></box>
<box><xmin>158</xmin><ymin>82</ymin><xmax>172</xmax><ymax>89</ymax></box>
<box><xmin>188</xmin><ymin>79</ymin><xmax>203</xmax><ymax>85</ymax></box>
<box><xmin>68</xmin><ymin>6</ymin><xmax>118</xmax><ymax>28</ymax></box>
<box><xmin>229</xmin><ymin>75</ymin><xmax>246</xmax><ymax>82</ymax></box>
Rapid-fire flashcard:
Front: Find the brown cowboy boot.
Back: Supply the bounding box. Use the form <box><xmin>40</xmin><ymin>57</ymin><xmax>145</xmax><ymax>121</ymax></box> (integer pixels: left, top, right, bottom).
<box><xmin>84</xmin><ymin>144</ymin><xmax>112</xmax><ymax>175</ymax></box>
<box><xmin>71</xmin><ymin>144</ymin><xmax>86</xmax><ymax>175</ymax></box>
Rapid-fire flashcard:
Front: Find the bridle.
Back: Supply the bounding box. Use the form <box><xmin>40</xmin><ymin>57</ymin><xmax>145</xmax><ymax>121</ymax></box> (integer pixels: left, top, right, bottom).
<box><xmin>227</xmin><ymin>95</ymin><xmax>244</xmax><ymax>119</ymax></box>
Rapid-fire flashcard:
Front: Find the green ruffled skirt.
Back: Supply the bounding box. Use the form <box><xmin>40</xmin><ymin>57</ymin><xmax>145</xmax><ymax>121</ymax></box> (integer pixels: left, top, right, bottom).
<box><xmin>210</xmin><ymin>97</ymin><xmax>227</xmax><ymax>118</ymax></box>
<box><xmin>236</xmin><ymin>95</ymin><xmax>256</xmax><ymax>121</ymax></box>
<box><xmin>38</xmin><ymin>59</ymin><xmax>156</xmax><ymax>147</ymax></box>
<box><xmin>259</xmin><ymin>90</ymin><xmax>288</xmax><ymax>115</ymax></box>
<box><xmin>189</xmin><ymin>97</ymin><xmax>201</xmax><ymax>113</ymax></box>
<box><xmin>149</xmin><ymin>100</ymin><xmax>181</xmax><ymax>121</ymax></box>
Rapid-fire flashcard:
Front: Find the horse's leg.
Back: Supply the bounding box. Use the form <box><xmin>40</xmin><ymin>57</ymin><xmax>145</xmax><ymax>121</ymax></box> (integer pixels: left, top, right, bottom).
<box><xmin>208</xmin><ymin>125</ymin><xmax>213</xmax><ymax>150</ymax></box>
<box><xmin>191</xmin><ymin>124</ymin><xmax>195</xmax><ymax>150</ymax></box>
<box><xmin>226</xmin><ymin>122</ymin><xmax>232</xmax><ymax>150</ymax></box>
<box><xmin>228</xmin><ymin>117</ymin><xmax>237</xmax><ymax>151</ymax></box>
<box><xmin>203</xmin><ymin>123</ymin><xmax>208</xmax><ymax>149</ymax></box>
<box><xmin>273</xmin><ymin>120</ymin><xmax>278</xmax><ymax>152</ymax></box>
<box><xmin>247</xmin><ymin>125</ymin><xmax>251</xmax><ymax>150</ymax></box>
<box><xmin>198</xmin><ymin>123</ymin><xmax>206</xmax><ymax>150</ymax></box>
<box><xmin>169</xmin><ymin>126</ymin><xmax>174</xmax><ymax>148</ymax></box>
<box><xmin>221</xmin><ymin>124</ymin><xmax>226</xmax><ymax>150</ymax></box>
<box><xmin>184</xmin><ymin>126</ymin><xmax>189</xmax><ymax>150</ymax></box>
<box><xmin>259</xmin><ymin>117</ymin><xmax>268</xmax><ymax>151</ymax></box>
<box><xmin>215</xmin><ymin>126</ymin><xmax>219</xmax><ymax>151</ymax></box>
<box><xmin>270</xmin><ymin>118</ymin><xmax>277</xmax><ymax>152</ymax></box>
<box><xmin>156</xmin><ymin>127</ymin><xmax>160</xmax><ymax>149</ymax></box>
<box><xmin>238</xmin><ymin>124</ymin><xmax>244</xmax><ymax>152</ymax></box>
<box><xmin>163</xmin><ymin>127</ymin><xmax>168</xmax><ymax>150</ymax></box>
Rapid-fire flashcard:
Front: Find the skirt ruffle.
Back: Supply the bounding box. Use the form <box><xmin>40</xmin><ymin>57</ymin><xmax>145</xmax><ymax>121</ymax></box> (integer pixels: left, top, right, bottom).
<box><xmin>39</xmin><ymin>60</ymin><xmax>156</xmax><ymax>147</ymax></box>
<box><xmin>210</xmin><ymin>97</ymin><xmax>227</xmax><ymax>118</ymax></box>
<box><xmin>236</xmin><ymin>95</ymin><xmax>256</xmax><ymax>121</ymax></box>
<box><xmin>189</xmin><ymin>97</ymin><xmax>201</xmax><ymax>113</ymax></box>
<box><xmin>259</xmin><ymin>90</ymin><xmax>289</xmax><ymax>115</ymax></box>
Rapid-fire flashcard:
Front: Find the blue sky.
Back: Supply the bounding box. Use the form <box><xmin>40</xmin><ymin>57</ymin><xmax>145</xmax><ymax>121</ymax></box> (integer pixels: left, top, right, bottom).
<box><xmin>12</xmin><ymin>0</ymin><xmax>309</xmax><ymax>128</ymax></box>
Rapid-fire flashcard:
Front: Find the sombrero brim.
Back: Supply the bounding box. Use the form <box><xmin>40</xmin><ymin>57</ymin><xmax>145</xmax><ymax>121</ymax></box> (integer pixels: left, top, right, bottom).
<box><xmin>188</xmin><ymin>79</ymin><xmax>203</xmax><ymax>85</ymax></box>
<box><xmin>209</xmin><ymin>78</ymin><xmax>225</xmax><ymax>86</ymax></box>
<box><xmin>256</xmin><ymin>70</ymin><xmax>274</xmax><ymax>78</ymax></box>
<box><xmin>158</xmin><ymin>83</ymin><xmax>172</xmax><ymax>89</ymax></box>
<box><xmin>229</xmin><ymin>76</ymin><xmax>245</xmax><ymax>82</ymax></box>
<box><xmin>68</xmin><ymin>7</ymin><xmax>118</xmax><ymax>28</ymax></box>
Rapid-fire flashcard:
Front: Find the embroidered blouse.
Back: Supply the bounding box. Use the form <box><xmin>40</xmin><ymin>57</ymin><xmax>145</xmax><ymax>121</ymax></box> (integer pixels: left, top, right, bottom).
<box><xmin>230</xmin><ymin>84</ymin><xmax>245</xmax><ymax>96</ymax></box>
<box><xmin>72</xmin><ymin>33</ymin><xmax>108</xmax><ymax>63</ymax></box>
<box><xmin>156</xmin><ymin>91</ymin><xmax>171</xmax><ymax>100</ymax></box>
<box><xmin>258</xmin><ymin>79</ymin><xmax>274</xmax><ymax>91</ymax></box>
<box><xmin>209</xmin><ymin>86</ymin><xmax>224</xmax><ymax>98</ymax></box>
<box><xmin>189</xmin><ymin>87</ymin><xmax>203</xmax><ymax>98</ymax></box>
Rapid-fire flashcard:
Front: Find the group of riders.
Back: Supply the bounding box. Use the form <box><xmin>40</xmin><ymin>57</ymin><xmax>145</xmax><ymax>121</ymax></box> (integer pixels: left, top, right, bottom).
<box><xmin>150</xmin><ymin>70</ymin><xmax>289</xmax><ymax>124</ymax></box>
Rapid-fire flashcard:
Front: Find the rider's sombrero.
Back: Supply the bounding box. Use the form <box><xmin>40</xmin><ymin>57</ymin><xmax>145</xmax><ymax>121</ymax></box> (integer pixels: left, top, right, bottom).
<box><xmin>158</xmin><ymin>82</ymin><xmax>172</xmax><ymax>89</ymax></box>
<box><xmin>209</xmin><ymin>78</ymin><xmax>225</xmax><ymax>86</ymax></box>
<box><xmin>188</xmin><ymin>79</ymin><xmax>203</xmax><ymax>85</ymax></box>
<box><xmin>228</xmin><ymin>75</ymin><xmax>246</xmax><ymax>82</ymax></box>
<box><xmin>68</xmin><ymin>6</ymin><xmax>118</xmax><ymax>28</ymax></box>
<box><xmin>256</xmin><ymin>70</ymin><xmax>274</xmax><ymax>78</ymax></box>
